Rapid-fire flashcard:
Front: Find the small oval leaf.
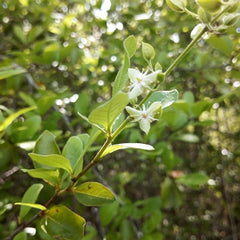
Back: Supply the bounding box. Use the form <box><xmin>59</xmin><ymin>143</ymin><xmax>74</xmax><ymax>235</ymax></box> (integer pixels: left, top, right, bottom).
<box><xmin>42</xmin><ymin>205</ymin><xmax>85</xmax><ymax>240</ymax></box>
<box><xmin>73</xmin><ymin>182</ymin><xmax>115</xmax><ymax>206</ymax></box>
<box><xmin>29</xmin><ymin>153</ymin><xmax>73</xmax><ymax>174</ymax></box>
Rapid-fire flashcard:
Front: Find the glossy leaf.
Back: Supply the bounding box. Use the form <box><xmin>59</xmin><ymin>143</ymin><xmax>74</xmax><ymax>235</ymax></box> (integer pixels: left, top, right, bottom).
<box><xmin>15</xmin><ymin>202</ymin><xmax>46</xmax><ymax>211</ymax></box>
<box><xmin>22</xmin><ymin>168</ymin><xmax>59</xmax><ymax>185</ymax></box>
<box><xmin>101</xmin><ymin>143</ymin><xmax>154</xmax><ymax>158</ymax></box>
<box><xmin>0</xmin><ymin>106</ymin><xmax>36</xmax><ymax>132</ymax></box>
<box><xmin>19</xmin><ymin>183</ymin><xmax>43</xmax><ymax>220</ymax></box>
<box><xmin>42</xmin><ymin>205</ymin><xmax>85</xmax><ymax>240</ymax></box>
<box><xmin>112</xmin><ymin>35</ymin><xmax>137</xmax><ymax>96</ymax></box>
<box><xmin>145</xmin><ymin>90</ymin><xmax>178</xmax><ymax>109</ymax></box>
<box><xmin>88</xmin><ymin>92</ymin><xmax>128</xmax><ymax>131</ymax></box>
<box><xmin>73</xmin><ymin>182</ymin><xmax>115</xmax><ymax>206</ymax></box>
<box><xmin>33</xmin><ymin>130</ymin><xmax>61</xmax><ymax>155</ymax></box>
<box><xmin>29</xmin><ymin>153</ymin><xmax>73</xmax><ymax>174</ymax></box>
<box><xmin>0</xmin><ymin>66</ymin><xmax>26</xmax><ymax>80</ymax></box>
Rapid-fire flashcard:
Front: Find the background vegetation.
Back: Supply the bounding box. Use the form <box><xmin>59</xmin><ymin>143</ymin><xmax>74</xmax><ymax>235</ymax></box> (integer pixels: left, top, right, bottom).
<box><xmin>0</xmin><ymin>0</ymin><xmax>240</xmax><ymax>239</ymax></box>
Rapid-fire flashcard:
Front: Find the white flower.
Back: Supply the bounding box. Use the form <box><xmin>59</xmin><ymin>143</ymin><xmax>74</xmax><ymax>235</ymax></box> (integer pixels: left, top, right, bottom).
<box><xmin>126</xmin><ymin>101</ymin><xmax>162</xmax><ymax>134</ymax></box>
<box><xmin>128</xmin><ymin>68</ymin><xmax>161</xmax><ymax>100</ymax></box>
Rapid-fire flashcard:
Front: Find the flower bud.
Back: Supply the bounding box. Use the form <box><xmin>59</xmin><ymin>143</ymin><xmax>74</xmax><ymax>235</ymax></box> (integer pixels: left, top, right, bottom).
<box><xmin>155</xmin><ymin>62</ymin><xmax>162</xmax><ymax>72</ymax></box>
<box><xmin>223</xmin><ymin>13</ymin><xmax>240</xmax><ymax>26</ymax></box>
<box><xmin>197</xmin><ymin>7</ymin><xmax>212</xmax><ymax>23</ymax></box>
<box><xmin>190</xmin><ymin>24</ymin><xmax>205</xmax><ymax>39</ymax></box>
<box><xmin>166</xmin><ymin>0</ymin><xmax>187</xmax><ymax>13</ymax></box>
<box><xmin>228</xmin><ymin>1</ymin><xmax>239</xmax><ymax>13</ymax></box>
<box><xmin>142</xmin><ymin>42</ymin><xmax>155</xmax><ymax>62</ymax></box>
<box><xmin>196</xmin><ymin>0</ymin><xmax>222</xmax><ymax>13</ymax></box>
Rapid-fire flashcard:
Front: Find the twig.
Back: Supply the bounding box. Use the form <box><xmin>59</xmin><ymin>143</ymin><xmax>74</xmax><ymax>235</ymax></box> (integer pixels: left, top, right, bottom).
<box><xmin>0</xmin><ymin>166</ymin><xmax>19</xmax><ymax>185</ymax></box>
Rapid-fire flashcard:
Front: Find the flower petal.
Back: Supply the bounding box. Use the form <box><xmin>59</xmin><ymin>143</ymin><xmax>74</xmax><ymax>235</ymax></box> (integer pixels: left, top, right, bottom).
<box><xmin>128</xmin><ymin>68</ymin><xmax>143</xmax><ymax>83</ymax></box>
<box><xmin>142</xmin><ymin>70</ymin><xmax>161</xmax><ymax>85</ymax></box>
<box><xmin>147</xmin><ymin>101</ymin><xmax>162</xmax><ymax>115</ymax></box>
<box><xmin>128</xmin><ymin>84</ymin><xmax>143</xmax><ymax>100</ymax></box>
<box><xmin>126</xmin><ymin>106</ymin><xmax>141</xmax><ymax>118</ymax></box>
<box><xmin>139</xmin><ymin>118</ymin><xmax>151</xmax><ymax>134</ymax></box>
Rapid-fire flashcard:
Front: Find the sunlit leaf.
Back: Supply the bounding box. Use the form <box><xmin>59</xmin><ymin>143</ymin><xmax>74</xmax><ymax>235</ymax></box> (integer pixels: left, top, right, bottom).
<box><xmin>15</xmin><ymin>202</ymin><xmax>46</xmax><ymax>211</ymax></box>
<box><xmin>0</xmin><ymin>106</ymin><xmax>36</xmax><ymax>132</ymax></box>
<box><xmin>29</xmin><ymin>153</ymin><xmax>73</xmax><ymax>174</ymax></box>
<box><xmin>101</xmin><ymin>143</ymin><xmax>154</xmax><ymax>158</ymax></box>
<box><xmin>73</xmin><ymin>182</ymin><xmax>115</xmax><ymax>206</ymax></box>
<box><xmin>22</xmin><ymin>168</ymin><xmax>59</xmax><ymax>185</ymax></box>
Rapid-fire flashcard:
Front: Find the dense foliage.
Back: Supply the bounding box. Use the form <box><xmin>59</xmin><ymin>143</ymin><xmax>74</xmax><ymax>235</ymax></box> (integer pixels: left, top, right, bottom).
<box><xmin>0</xmin><ymin>0</ymin><xmax>240</xmax><ymax>239</ymax></box>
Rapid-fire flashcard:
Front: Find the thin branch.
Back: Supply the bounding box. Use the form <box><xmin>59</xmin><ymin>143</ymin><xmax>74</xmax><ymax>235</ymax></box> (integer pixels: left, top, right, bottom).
<box><xmin>0</xmin><ymin>166</ymin><xmax>19</xmax><ymax>185</ymax></box>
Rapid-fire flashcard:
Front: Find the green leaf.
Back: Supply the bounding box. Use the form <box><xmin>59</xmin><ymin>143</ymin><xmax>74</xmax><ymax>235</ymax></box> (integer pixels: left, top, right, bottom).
<box><xmin>145</xmin><ymin>90</ymin><xmax>178</xmax><ymax>109</ymax></box>
<box><xmin>191</xmin><ymin>100</ymin><xmax>211</xmax><ymax>117</ymax></box>
<box><xmin>18</xmin><ymin>183</ymin><xmax>43</xmax><ymax>220</ymax></box>
<box><xmin>19</xmin><ymin>92</ymin><xmax>36</xmax><ymax>107</ymax></box>
<box><xmin>62</xmin><ymin>136</ymin><xmax>83</xmax><ymax>170</ymax></box>
<box><xmin>13</xmin><ymin>232</ymin><xmax>27</xmax><ymax>240</ymax></box>
<box><xmin>101</xmin><ymin>143</ymin><xmax>154</xmax><ymax>158</ymax></box>
<box><xmin>17</xmin><ymin>115</ymin><xmax>41</xmax><ymax>141</ymax></box>
<box><xmin>0</xmin><ymin>106</ymin><xmax>36</xmax><ymax>132</ymax></box>
<box><xmin>36</xmin><ymin>93</ymin><xmax>57</xmax><ymax>115</ymax></box>
<box><xmin>15</xmin><ymin>202</ymin><xmax>46</xmax><ymax>211</ymax></box>
<box><xmin>99</xmin><ymin>201</ymin><xmax>119</xmax><ymax>227</ymax></box>
<box><xmin>74</xmin><ymin>92</ymin><xmax>90</xmax><ymax>115</ymax></box>
<box><xmin>161</xmin><ymin>178</ymin><xmax>182</xmax><ymax>209</ymax></box>
<box><xmin>14</xmin><ymin>25</ymin><xmax>27</xmax><ymax>44</ymax></box>
<box><xmin>42</xmin><ymin>205</ymin><xmax>85</xmax><ymax>240</ymax></box>
<box><xmin>88</xmin><ymin>92</ymin><xmax>128</xmax><ymax>132</ymax></box>
<box><xmin>33</xmin><ymin>130</ymin><xmax>61</xmax><ymax>155</ymax></box>
<box><xmin>142</xmin><ymin>42</ymin><xmax>155</xmax><ymax>62</ymax></box>
<box><xmin>124</xmin><ymin>35</ymin><xmax>137</xmax><ymax>58</ymax></box>
<box><xmin>112</xmin><ymin>35</ymin><xmax>137</xmax><ymax>96</ymax></box>
<box><xmin>22</xmin><ymin>168</ymin><xmax>59</xmax><ymax>185</ymax></box>
<box><xmin>177</xmin><ymin>172</ymin><xmax>209</xmax><ymax>189</ymax></box>
<box><xmin>0</xmin><ymin>66</ymin><xmax>26</xmax><ymax>80</ymax></box>
<box><xmin>29</xmin><ymin>153</ymin><xmax>73</xmax><ymax>174</ymax></box>
<box><xmin>207</xmin><ymin>35</ymin><xmax>233</xmax><ymax>56</ymax></box>
<box><xmin>143</xmin><ymin>211</ymin><xmax>162</xmax><ymax>234</ymax></box>
<box><xmin>73</xmin><ymin>182</ymin><xmax>116</xmax><ymax>206</ymax></box>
